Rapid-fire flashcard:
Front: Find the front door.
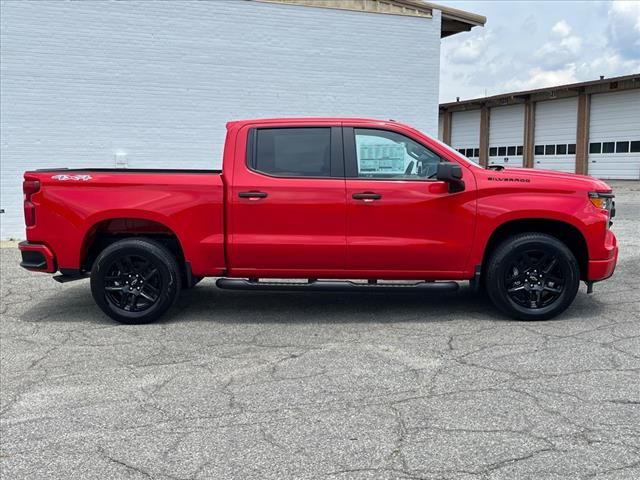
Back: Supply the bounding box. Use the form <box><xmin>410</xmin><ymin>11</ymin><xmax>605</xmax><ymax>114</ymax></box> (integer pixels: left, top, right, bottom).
<box><xmin>344</xmin><ymin>126</ymin><xmax>475</xmax><ymax>277</ymax></box>
<box><xmin>228</xmin><ymin>124</ymin><xmax>346</xmax><ymax>276</ymax></box>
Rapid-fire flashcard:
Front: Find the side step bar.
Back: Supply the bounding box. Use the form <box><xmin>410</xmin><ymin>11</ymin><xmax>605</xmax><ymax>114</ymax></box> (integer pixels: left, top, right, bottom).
<box><xmin>216</xmin><ymin>278</ymin><xmax>459</xmax><ymax>293</ymax></box>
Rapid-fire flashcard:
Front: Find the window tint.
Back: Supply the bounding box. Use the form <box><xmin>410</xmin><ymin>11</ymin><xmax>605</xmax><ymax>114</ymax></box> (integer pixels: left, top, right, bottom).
<box><xmin>545</xmin><ymin>144</ymin><xmax>556</xmax><ymax>155</ymax></box>
<box><xmin>498</xmin><ymin>146</ymin><xmax>506</xmax><ymax>156</ymax></box>
<box><xmin>517</xmin><ymin>145</ymin><xmax>523</xmax><ymax>156</ymax></box>
<box><xmin>354</xmin><ymin>128</ymin><xmax>442</xmax><ymax>180</ymax></box>
<box><xmin>568</xmin><ymin>144</ymin><xmax>576</xmax><ymax>154</ymax></box>
<box><xmin>535</xmin><ymin>145</ymin><xmax>544</xmax><ymax>155</ymax></box>
<box><xmin>602</xmin><ymin>142</ymin><xmax>615</xmax><ymax>153</ymax></box>
<box><xmin>556</xmin><ymin>144</ymin><xmax>567</xmax><ymax>155</ymax></box>
<box><xmin>616</xmin><ymin>141</ymin><xmax>629</xmax><ymax>153</ymax></box>
<box><xmin>631</xmin><ymin>141</ymin><xmax>640</xmax><ymax>153</ymax></box>
<box><xmin>507</xmin><ymin>146</ymin><xmax>516</xmax><ymax>156</ymax></box>
<box><xmin>253</xmin><ymin>128</ymin><xmax>331</xmax><ymax>177</ymax></box>
<box><xmin>589</xmin><ymin>142</ymin><xmax>601</xmax><ymax>154</ymax></box>
<box><xmin>489</xmin><ymin>147</ymin><xmax>497</xmax><ymax>157</ymax></box>
<box><xmin>473</xmin><ymin>148</ymin><xmax>480</xmax><ymax>157</ymax></box>
<box><xmin>465</xmin><ymin>148</ymin><xmax>474</xmax><ymax>157</ymax></box>
<box><xmin>458</xmin><ymin>148</ymin><xmax>465</xmax><ymax>154</ymax></box>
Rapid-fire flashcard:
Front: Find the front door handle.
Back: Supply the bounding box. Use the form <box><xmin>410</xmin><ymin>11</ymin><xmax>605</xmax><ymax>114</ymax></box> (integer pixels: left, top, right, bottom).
<box><xmin>239</xmin><ymin>191</ymin><xmax>268</xmax><ymax>199</ymax></box>
<box><xmin>352</xmin><ymin>192</ymin><xmax>382</xmax><ymax>201</ymax></box>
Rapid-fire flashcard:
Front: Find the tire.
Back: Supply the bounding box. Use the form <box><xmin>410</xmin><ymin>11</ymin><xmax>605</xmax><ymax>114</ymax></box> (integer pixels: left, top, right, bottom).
<box><xmin>485</xmin><ymin>233</ymin><xmax>580</xmax><ymax>321</ymax></box>
<box><xmin>90</xmin><ymin>238</ymin><xmax>182</xmax><ymax>324</ymax></box>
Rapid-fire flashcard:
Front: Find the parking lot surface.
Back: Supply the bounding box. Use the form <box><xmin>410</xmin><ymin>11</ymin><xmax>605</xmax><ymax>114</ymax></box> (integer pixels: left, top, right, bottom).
<box><xmin>1</xmin><ymin>181</ymin><xmax>639</xmax><ymax>480</ymax></box>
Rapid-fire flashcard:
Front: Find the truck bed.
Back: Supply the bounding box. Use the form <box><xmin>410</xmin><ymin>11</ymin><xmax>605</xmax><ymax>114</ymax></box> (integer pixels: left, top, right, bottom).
<box><xmin>24</xmin><ymin>168</ymin><xmax>226</xmax><ymax>276</ymax></box>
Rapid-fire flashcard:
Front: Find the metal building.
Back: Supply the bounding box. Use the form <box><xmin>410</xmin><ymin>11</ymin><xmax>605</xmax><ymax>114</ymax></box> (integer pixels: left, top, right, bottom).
<box><xmin>0</xmin><ymin>0</ymin><xmax>484</xmax><ymax>239</ymax></box>
<box><xmin>439</xmin><ymin>74</ymin><xmax>640</xmax><ymax>180</ymax></box>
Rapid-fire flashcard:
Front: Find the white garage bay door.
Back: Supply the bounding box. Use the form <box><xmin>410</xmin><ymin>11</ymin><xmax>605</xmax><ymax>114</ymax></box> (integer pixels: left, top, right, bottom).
<box><xmin>588</xmin><ymin>90</ymin><xmax>640</xmax><ymax>180</ymax></box>
<box><xmin>488</xmin><ymin>104</ymin><xmax>524</xmax><ymax>168</ymax></box>
<box><xmin>534</xmin><ymin>97</ymin><xmax>578</xmax><ymax>173</ymax></box>
<box><xmin>451</xmin><ymin>110</ymin><xmax>481</xmax><ymax>163</ymax></box>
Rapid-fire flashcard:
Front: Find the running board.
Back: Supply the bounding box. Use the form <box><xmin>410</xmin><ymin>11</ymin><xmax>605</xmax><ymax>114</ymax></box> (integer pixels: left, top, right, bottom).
<box><xmin>215</xmin><ymin>278</ymin><xmax>459</xmax><ymax>293</ymax></box>
<box><xmin>53</xmin><ymin>272</ymin><xmax>90</xmax><ymax>283</ymax></box>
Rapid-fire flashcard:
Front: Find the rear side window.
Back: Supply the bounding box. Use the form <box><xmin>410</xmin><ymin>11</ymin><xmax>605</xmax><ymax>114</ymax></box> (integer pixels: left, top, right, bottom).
<box><xmin>252</xmin><ymin>128</ymin><xmax>331</xmax><ymax>177</ymax></box>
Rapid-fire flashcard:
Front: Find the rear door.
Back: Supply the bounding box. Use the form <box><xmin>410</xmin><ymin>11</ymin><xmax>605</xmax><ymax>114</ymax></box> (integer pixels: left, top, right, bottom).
<box><xmin>344</xmin><ymin>126</ymin><xmax>476</xmax><ymax>277</ymax></box>
<box><xmin>228</xmin><ymin>123</ymin><xmax>346</xmax><ymax>276</ymax></box>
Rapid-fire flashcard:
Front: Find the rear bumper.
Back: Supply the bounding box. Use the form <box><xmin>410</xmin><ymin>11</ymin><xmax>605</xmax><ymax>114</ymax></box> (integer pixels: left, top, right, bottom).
<box><xmin>18</xmin><ymin>241</ymin><xmax>56</xmax><ymax>273</ymax></box>
<box><xmin>588</xmin><ymin>230</ymin><xmax>618</xmax><ymax>281</ymax></box>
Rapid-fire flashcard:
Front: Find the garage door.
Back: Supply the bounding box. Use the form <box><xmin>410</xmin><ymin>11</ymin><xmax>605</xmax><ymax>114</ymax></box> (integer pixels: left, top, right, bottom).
<box><xmin>534</xmin><ymin>97</ymin><xmax>578</xmax><ymax>173</ymax></box>
<box><xmin>488</xmin><ymin>104</ymin><xmax>524</xmax><ymax>168</ymax></box>
<box><xmin>451</xmin><ymin>110</ymin><xmax>481</xmax><ymax>163</ymax></box>
<box><xmin>588</xmin><ymin>90</ymin><xmax>640</xmax><ymax>180</ymax></box>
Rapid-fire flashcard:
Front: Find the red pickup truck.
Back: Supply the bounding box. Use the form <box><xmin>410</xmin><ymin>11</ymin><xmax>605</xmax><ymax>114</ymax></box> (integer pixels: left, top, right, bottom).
<box><xmin>19</xmin><ymin>118</ymin><xmax>618</xmax><ymax>323</ymax></box>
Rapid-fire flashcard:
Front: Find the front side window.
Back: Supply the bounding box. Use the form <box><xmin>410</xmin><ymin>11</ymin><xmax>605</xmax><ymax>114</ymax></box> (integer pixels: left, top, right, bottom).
<box><xmin>252</xmin><ymin>128</ymin><xmax>331</xmax><ymax>177</ymax></box>
<box><xmin>354</xmin><ymin>129</ymin><xmax>443</xmax><ymax>180</ymax></box>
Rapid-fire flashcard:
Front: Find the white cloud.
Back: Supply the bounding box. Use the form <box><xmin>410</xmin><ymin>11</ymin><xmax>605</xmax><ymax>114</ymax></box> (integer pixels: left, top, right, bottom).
<box><xmin>439</xmin><ymin>1</ymin><xmax>640</xmax><ymax>103</ymax></box>
<box><xmin>606</xmin><ymin>0</ymin><xmax>640</xmax><ymax>58</ymax></box>
<box><xmin>444</xmin><ymin>30</ymin><xmax>492</xmax><ymax>64</ymax></box>
<box><xmin>504</xmin><ymin>65</ymin><xmax>578</xmax><ymax>91</ymax></box>
<box><xmin>534</xmin><ymin>31</ymin><xmax>583</xmax><ymax>70</ymax></box>
<box><xmin>551</xmin><ymin>19</ymin><xmax>572</xmax><ymax>37</ymax></box>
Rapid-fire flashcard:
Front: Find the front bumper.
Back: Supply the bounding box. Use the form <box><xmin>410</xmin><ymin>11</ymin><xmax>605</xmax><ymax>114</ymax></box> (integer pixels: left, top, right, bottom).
<box><xmin>588</xmin><ymin>230</ymin><xmax>618</xmax><ymax>281</ymax></box>
<box><xmin>18</xmin><ymin>241</ymin><xmax>56</xmax><ymax>273</ymax></box>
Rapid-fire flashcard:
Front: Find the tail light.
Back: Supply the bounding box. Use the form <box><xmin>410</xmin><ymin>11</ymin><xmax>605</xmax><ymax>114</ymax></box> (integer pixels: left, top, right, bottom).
<box><xmin>23</xmin><ymin>177</ymin><xmax>40</xmax><ymax>227</ymax></box>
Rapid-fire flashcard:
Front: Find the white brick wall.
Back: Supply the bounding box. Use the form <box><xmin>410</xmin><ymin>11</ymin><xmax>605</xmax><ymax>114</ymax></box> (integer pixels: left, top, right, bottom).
<box><xmin>0</xmin><ymin>0</ymin><xmax>442</xmax><ymax>239</ymax></box>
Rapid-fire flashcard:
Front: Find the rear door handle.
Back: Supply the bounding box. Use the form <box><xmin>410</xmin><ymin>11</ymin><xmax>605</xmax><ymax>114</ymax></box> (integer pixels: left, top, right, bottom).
<box><xmin>352</xmin><ymin>192</ymin><xmax>382</xmax><ymax>201</ymax></box>
<box><xmin>239</xmin><ymin>191</ymin><xmax>268</xmax><ymax>199</ymax></box>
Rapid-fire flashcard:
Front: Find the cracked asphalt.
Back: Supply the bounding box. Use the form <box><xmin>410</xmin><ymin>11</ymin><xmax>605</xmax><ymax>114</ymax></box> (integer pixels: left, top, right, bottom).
<box><xmin>1</xmin><ymin>181</ymin><xmax>639</xmax><ymax>480</ymax></box>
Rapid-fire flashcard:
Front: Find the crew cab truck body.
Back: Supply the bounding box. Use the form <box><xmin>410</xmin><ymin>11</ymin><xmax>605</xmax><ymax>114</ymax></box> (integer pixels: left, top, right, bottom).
<box><xmin>20</xmin><ymin>118</ymin><xmax>618</xmax><ymax>323</ymax></box>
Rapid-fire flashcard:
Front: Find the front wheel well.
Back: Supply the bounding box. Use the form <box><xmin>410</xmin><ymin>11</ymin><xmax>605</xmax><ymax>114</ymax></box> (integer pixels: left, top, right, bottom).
<box><xmin>482</xmin><ymin>219</ymin><xmax>589</xmax><ymax>280</ymax></box>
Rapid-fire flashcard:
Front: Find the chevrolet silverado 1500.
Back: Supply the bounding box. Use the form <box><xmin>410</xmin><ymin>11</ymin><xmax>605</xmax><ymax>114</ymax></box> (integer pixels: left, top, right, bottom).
<box><xmin>19</xmin><ymin>118</ymin><xmax>618</xmax><ymax>323</ymax></box>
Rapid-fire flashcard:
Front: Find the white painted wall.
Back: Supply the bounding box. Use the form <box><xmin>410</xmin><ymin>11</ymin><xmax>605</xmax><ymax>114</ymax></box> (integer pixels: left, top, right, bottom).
<box><xmin>0</xmin><ymin>0</ymin><xmax>442</xmax><ymax>239</ymax></box>
<box><xmin>534</xmin><ymin>97</ymin><xmax>578</xmax><ymax>173</ymax></box>
<box><xmin>588</xmin><ymin>90</ymin><xmax>640</xmax><ymax>180</ymax></box>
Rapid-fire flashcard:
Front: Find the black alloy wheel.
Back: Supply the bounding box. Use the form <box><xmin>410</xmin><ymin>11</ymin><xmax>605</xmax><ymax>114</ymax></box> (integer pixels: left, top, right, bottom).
<box><xmin>505</xmin><ymin>249</ymin><xmax>565</xmax><ymax>309</ymax></box>
<box><xmin>91</xmin><ymin>238</ymin><xmax>181</xmax><ymax>324</ymax></box>
<box><xmin>103</xmin><ymin>254</ymin><xmax>163</xmax><ymax>313</ymax></box>
<box><xmin>486</xmin><ymin>233</ymin><xmax>580</xmax><ymax>321</ymax></box>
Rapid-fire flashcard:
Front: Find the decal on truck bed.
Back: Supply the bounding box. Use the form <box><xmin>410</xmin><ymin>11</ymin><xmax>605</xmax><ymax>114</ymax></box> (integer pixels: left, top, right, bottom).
<box><xmin>51</xmin><ymin>174</ymin><xmax>92</xmax><ymax>181</ymax></box>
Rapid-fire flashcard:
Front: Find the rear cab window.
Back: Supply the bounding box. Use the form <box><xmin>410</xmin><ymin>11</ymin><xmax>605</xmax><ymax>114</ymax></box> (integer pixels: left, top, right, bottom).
<box><xmin>248</xmin><ymin>127</ymin><xmax>339</xmax><ymax>178</ymax></box>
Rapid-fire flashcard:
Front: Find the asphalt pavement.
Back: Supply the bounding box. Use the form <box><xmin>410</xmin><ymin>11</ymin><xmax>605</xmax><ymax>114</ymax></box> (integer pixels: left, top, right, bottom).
<box><xmin>1</xmin><ymin>181</ymin><xmax>639</xmax><ymax>479</ymax></box>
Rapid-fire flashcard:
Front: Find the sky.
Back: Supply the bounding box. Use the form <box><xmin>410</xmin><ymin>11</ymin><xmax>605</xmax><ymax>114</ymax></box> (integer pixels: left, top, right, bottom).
<box><xmin>439</xmin><ymin>0</ymin><xmax>640</xmax><ymax>102</ymax></box>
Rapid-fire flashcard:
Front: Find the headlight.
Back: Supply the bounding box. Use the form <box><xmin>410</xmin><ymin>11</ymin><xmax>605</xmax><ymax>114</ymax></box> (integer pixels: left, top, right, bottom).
<box><xmin>589</xmin><ymin>192</ymin><xmax>615</xmax><ymax>225</ymax></box>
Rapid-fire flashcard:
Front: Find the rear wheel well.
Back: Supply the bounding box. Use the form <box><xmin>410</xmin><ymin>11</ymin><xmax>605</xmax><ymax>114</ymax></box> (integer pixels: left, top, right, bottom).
<box><xmin>81</xmin><ymin>218</ymin><xmax>185</xmax><ymax>274</ymax></box>
<box><xmin>483</xmin><ymin>219</ymin><xmax>589</xmax><ymax>281</ymax></box>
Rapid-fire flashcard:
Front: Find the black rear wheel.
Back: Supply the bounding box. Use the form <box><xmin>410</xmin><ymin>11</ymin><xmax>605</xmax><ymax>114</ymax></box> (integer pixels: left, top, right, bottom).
<box><xmin>91</xmin><ymin>238</ymin><xmax>181</xmax><ymax>324</ymax></box>
<box><xmin>486</xmin><ymin>233</ymin><xmax>580</xmax><ymax>320</ymax></box>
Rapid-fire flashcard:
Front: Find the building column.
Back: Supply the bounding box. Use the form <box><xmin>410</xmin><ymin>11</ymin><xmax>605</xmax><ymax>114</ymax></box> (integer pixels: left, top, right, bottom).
<box><xmin>523</xmin><ymin>99</ymin><xmax>536</xmax><ymax>169</ymax></box>
<box><xmin>479</xmin><ymin>105</ymin><xmax>490</xmax><ymax>167</ymax></box>
<box><xmin>575</xmin><ymin>92</ymin><xmax>591</xmax><ymax>175</ymax></box>
<box><xmin>442</xmin><ymin>110</ymin><xmax>452</xmax><ymax>145</ymax></box>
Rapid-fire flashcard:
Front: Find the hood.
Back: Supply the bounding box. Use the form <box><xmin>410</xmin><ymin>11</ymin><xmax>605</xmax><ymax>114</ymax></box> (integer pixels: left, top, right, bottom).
<box><xmin>483</xmin><ymin>167</ymin><xmax>613</xmax><ymax>193</ymax></box>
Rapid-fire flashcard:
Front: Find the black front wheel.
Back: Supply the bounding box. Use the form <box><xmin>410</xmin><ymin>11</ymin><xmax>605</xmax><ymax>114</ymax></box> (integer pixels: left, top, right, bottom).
<box><xmin>486</xmin><ymin>233</ymin><xmax>580</xmax><ymax>320</ymax></box>
<box><xmin>91</xmin><ymin>238</ymin><xmax>181</xmax><ymax>324</ymax></box>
